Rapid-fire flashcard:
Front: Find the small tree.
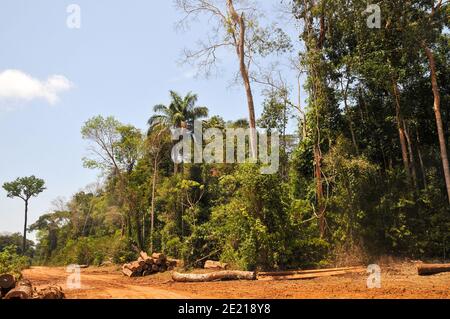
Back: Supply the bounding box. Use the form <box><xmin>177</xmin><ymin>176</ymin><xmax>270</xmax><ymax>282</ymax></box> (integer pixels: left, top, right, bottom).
<box><xmin>3</xmin><ymin>176</ymin><xmax>46</xmax><ymax>254</ymax></box>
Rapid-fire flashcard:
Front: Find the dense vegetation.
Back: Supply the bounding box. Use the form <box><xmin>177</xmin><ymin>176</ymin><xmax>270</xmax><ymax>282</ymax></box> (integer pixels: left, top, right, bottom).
<box><xmin>7</xmin><ymin>1</ymin><xmax>449</xmax><ymax>270</ymax></box>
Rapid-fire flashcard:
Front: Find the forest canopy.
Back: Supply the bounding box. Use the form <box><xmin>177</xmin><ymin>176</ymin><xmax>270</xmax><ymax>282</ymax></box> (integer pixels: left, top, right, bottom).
<box><xmin>26</xmin><ymin>0</ymin><xmax>449</xmax><ymax>270</ymax></box>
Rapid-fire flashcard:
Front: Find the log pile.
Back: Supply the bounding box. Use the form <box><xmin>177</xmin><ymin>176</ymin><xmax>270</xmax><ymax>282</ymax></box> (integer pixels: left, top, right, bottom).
<box><xmin>122</xmin><ymin>252</ymin><xmax>180</xmax><ymax>277</ymax></box>
<box><xmin>0</xmin><ymin>275</ymin><xmax>65</xmax><ymax>299</ymax></box>
<box><xmin>417</xmin><ymin>263</ymin><xmax>450</xmax><ymax>276</ymax></box>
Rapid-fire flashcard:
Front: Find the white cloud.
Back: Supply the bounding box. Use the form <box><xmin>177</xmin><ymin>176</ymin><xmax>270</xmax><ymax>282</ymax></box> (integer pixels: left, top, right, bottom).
<box><xmin>0</xmin><ymin>69</ymin><xmax>73</xmax><ymax>105</ymax></box>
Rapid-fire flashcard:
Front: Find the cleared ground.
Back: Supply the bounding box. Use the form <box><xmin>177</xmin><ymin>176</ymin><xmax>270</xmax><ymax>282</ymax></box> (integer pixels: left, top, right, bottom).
<box><xmin>23</xmin><ymin>263</ymin><xmax>450</xmax><ymax>299</ymax></box>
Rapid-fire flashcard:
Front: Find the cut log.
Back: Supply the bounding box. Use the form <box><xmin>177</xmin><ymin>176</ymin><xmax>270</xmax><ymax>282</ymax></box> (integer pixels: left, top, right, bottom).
<box><xmin>151</xmin><ymin>264</ymin><xmax>160</xmax><ymax>272</ymax></box>
<box><xmin>144</xmin><ymin>258</ymin><xmax>154</xmax><ymax>266</ymax></box>
<box><xmin>204</xmin><ymin>260</ymin><xmax>228</xmax><ymax>270</ymax></box>
<box><xmin>137</xmin><ymin>258</ymin><xmax>147</xmax><ymax>268</ymax></box>
<box><xmin>417</xmin><ymin>263</ymin><xmax>450</xmax><ymax>276</ymax></box>
<box><xmin>122</xmin><ymin>267</ymin><xmax>134</xmax><ymax>277</ymax></box>
<box><xmin>35</xmin><ymin>286</ymin><xmax>65</xmax><ymax>299</ymax></box>
<box><xmin>0</xmin><ymin>274</ymin><xmax>16</xmax><ymax>290</ymax></box>
<box><xmin>128</xmin><ymin>261</ymin><xmax>143</xmax><ymax>272</ymax></box>
<box><xmin>140</xmin><ymin>251</ymin><xmax>150</xmax><ymax>260</ymax></box>
<box><xmin>122</xmin><ymin>264</ymin><xmax>141</xmax><ymax>277</ymax></box>
<box><xmin>258</xmin><ymin>268</ymin><xmax>365</xmax><ymax>281</ymax></box>
<box><xmin>258</xmin><ymin>266</ymin><xmax>363</xmax><ymax>277</ymax></box>
<box><xmin>152</xmin><ymin>253</ymin><xmax>166</xmax><ymax>262</ymax></box>
<box><xmin>167</xmin><ymin>258</ymin><xmax>182</xmax><ymax>269</ymax></box>
<box><xmin>4</xmin><ymin>280</ymin><xmax>33</xmax><ymax>299</ymax></box>
<box><xmin>172</xmin><ymin>271</ymin><xmax>256</xmax><ymax>283</ymax></box>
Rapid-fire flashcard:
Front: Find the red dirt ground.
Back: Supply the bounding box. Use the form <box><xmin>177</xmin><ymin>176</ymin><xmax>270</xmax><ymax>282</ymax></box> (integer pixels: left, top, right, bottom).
<box><xmin>22</xmin><ymin>262</ymin><xmax>450</xmax><ymax>299</ymax></box>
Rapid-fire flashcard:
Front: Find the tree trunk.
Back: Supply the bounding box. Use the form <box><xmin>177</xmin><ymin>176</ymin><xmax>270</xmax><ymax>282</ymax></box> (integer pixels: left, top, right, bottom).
<box><xmin>314</xmin><ymin>145</ymin><xmax>326</xmax><ymax>237</ymax></box>
<box><xmin>23</xmin><ymin>200</ymin><xmax>28</xmax><ymax>254</ymax></box>
<box><xmin>227</xmin><ymin>0</ymin><xmax>257</xmax><ymax>159</ymax></box>
<box><xmin>4</xmin><ymin>280</ymin><xmax>33</xmax><ymax>299</ymax></box>
<box><xmin>392</xmin><ymin>80</ymin><xmax>411</xmax><ymax>182</ymax></box>
<box><xmin>417</xmin><ymin>263</ymin><xmax>450</xmax><ymax>276</ymax></box>
<box><xmin>416</xmin><ymin>127</ymin><xmax>427</xmax><ymax>188</ymax></box>
<box><xmin>172</xmin><ymin>271</ymin><xmax>256</xmax><ymax>282</ymax></box>
<box><xmin>343</xmin><ymin>84</ymin><xmax>359</xmax><ymax>155</ymax></box>
<box><xmin>404</xmin><ymin>121</ymin><xmax>418</xmax><ymax>189</ymax></box>
<box><xmin>423</xmin><ymin>44</ymin><xmax>450</xmax><ymax>203</ymax></box>
<box><xmin>150</xmin><ymin>157</ymin><xmax>158</xmax><ymax>253</ymax></box>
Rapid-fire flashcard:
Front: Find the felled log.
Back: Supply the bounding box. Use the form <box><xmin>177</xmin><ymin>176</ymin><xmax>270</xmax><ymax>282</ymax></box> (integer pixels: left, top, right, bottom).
<box><xmin>122</xmin><ymin>263</ymin><xmax>142</xmax><ymax>277</ymax></box>
<box><xmin>151</xmin><ymin>264</ymin><xmax>160</xmax><ymax>272</ymax></box>
<box><xmin>204</xmin><ymin>260</ymin><xmax>228</xmax><ymax>270</ymax></box>
<box><xmin>167</xmin><ymin>258</ymin><xmax>182</xmax><ymax>269</ymax></box>
<box><xmin>258</xmin><ymin>268</ymin><xmax>365</xmax><ymax>281</ymax></box>
<box><xmin>172</xmin><ymin>271</ymin><xmax>256</xmax><ymax>283</ymax></box>
<box><xmin>4</xmin><ymin>279</ymin><xmax>33</xmax><ymax>299</ymax></box>
<box><xmin>137</xmin><ymin>258</ymin><xmax>147</xmax><ymax>269</ymax></box>
<box><xmin>417</xmin><ymin>263</ymin><xmax>450</xmax><ymax>276</ymax></box>
<box><xmin>140</xmin><ymin>251</ymin><xmax>150</xmax><ymax>260</ymax></box>
<box><xmin>152</xmin><ymin>253</ymin><xmax>166</xmax><ymax>264</ymax></box>
<box><xmin>258</xmin><ymin>266</ymin><xmax>363</xmax><ymax>277</ymax></box>
<box><xmin>0</xmin><ymin>274</ymin><xmax>16</xmax><ymax>296</ymax></box>
<box><xmin>35</xmin><ymin>286</ymin><xmax>65</xmax><ymax>299</ymax></box>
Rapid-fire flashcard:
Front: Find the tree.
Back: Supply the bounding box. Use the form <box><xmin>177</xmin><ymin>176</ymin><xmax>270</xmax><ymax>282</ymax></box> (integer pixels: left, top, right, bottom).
<box><xmin>3</xmin><ymin>176</ymin><xmax>46</xmax><ymax>254</ymax></box>
<box><xmin>419</xmin><ymin>0</ymin><xmax>450</xmax><ymax>203</ymax></box>
<box><xmin>176</xmin><ymin>0</ymin><xmax>291</xmax><ymax>159</ymax></box>
<box><xmin>81</xmin><ymin>116</ymin><xmax>144</xmax><ymax>243</ymax></box>
<box><xmin>148</xmin><ymin>91</ymin><xmax>208</xmax><ymax>132</ymax></box>
<box><xmin>148</xmin><ymin>91</ymin><xmax>208</xmax><ymax>174</ymax></box>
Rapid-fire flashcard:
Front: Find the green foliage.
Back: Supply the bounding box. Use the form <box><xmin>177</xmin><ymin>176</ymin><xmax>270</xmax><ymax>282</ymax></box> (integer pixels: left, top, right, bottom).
<box><xmin>28</xmin><ymin>1</ymin><xmax>450</xmax><ymax>271</ymax></box>
<box><xmin>3</xmin><ymin>176</ymin><xmax>46</xmax><ymax>201</ymax></box>
<box><xmin>0</xmin><ymin>245</ymin><xmax>31</xmax><ymax>278</ymax></box>
<box><xmin>46</xmin><ymin>233</ymin><xmax>135</xmax><ymax>266</ymax></box>
<box><xmin>0</xmin><ymin>233</ymin><xmax>34</xmax><ymax>257</ymax></box>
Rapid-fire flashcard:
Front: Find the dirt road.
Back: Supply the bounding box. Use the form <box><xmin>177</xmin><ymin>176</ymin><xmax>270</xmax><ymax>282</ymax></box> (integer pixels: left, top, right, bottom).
<box><xmin>23</xmin><ymin>263</ymin><xmax>450</xmax><ymax>299</ymax></box>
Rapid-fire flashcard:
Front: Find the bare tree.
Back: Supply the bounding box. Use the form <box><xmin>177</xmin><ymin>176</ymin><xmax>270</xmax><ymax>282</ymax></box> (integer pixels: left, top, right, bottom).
<box><xmin>175</xmin><ymin>0</ymin><xmax>291</xmax><ymax>158</ymax></box>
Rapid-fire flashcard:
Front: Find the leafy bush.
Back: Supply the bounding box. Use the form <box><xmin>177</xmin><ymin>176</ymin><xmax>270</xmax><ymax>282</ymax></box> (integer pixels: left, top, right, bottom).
<box><xmin>0</xmin><ymin>245</ymin><xmax>31</xmax><ymax>278</ymax></box>
<box><xmin>46</xmin><ymin>233</ymin><xmax>136</xmax><ymax>266</ymax></box>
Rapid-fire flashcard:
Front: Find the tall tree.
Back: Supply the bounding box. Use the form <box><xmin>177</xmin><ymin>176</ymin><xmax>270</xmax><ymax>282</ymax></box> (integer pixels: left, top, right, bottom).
<box><xmin>3</xmin><ymin>176</ymin><xmax>46</xmax><ymax>253</ymax></box>
<box><xmin>148</xmin><ymin>91</ymin><xmax>208</xmax><ymax>174</ymax></box>
<box><xmin>176</xmin><ymin>0</ymin><xmax>291</xmax><ymax>158</ymax></box>
<box><xmin>81</xmin><ymin>116</ymin><xmax>144</xmax><ymax>244</ymax></box>
<box><xmin>148</xmin><ymin>91</ymin><xmax>208</xmax><ymax>132</ymax></box>
<box><xmin>419</xmin><ymin>0</ymin><xmax>450</xmax><ymax>202</ymax></box>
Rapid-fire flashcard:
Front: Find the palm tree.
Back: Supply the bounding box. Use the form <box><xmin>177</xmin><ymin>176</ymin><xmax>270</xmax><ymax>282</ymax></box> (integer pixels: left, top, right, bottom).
<box><xmin>148</xmin><ymin>91</ymin><xmax>208</xmax><ymax>133</ymax></box>
<box><xmin>146</xmin><ymin>91</ymin><xmax>208</xmax><ymax>251</ymax></box>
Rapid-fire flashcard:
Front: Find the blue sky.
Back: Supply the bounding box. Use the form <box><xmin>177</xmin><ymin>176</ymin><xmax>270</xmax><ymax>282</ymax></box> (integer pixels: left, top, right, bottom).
<box><xmin>0</xmin><ymin>0</ymin><xmax>300</xmax><ymax>239</ymax></box>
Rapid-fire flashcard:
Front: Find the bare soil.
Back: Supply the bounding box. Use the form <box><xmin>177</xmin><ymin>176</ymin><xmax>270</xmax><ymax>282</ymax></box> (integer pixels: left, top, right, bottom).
<box><xmin>22</xmin><ymin>263</ymin><xmax>450</xmax><ymax>299</ymax></box>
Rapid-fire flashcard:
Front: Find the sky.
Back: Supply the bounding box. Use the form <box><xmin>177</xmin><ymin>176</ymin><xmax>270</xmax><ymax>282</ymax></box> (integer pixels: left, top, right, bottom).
<box><xmin>0</xmin><ymin>0</ymin><xmax>301</xmax><ymax>240</ymax></box>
